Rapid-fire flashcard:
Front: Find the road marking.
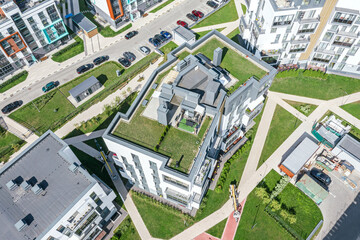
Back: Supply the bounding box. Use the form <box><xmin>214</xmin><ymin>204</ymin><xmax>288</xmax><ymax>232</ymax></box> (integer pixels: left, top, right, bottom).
<box><xmin>329</xmin><ymin>191</ymin><xmax>336</xmax><ymax>198</ymax></box>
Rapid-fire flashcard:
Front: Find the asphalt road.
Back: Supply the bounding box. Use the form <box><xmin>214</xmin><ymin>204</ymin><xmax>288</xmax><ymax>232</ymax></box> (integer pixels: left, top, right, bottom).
<box><xmin>0</xmin><ymin>0</ymin><xmax>213</xmax><ymax>113</ymax></box>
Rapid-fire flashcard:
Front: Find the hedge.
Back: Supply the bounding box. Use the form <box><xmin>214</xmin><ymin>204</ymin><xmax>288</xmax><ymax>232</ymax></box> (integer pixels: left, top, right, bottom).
<box><xmin>0</xmin><ymin>71</ymin><xmax>28</xmax><ymax>93</ymax></box>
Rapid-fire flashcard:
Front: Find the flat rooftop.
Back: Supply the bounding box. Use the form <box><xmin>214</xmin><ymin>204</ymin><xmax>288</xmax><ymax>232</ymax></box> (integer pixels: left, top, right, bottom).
<box><xmin>0</xmin><ymin>132</ymin><xmax>92</xmax><ymax>240</ymax></box>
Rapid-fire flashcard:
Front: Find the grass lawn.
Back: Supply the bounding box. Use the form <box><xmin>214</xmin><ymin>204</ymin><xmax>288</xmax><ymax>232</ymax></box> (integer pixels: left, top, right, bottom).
<box><xmin>84</xmin><ymin>137</ymin><xmax>109</xmax><ymax>152</ymax></box>
<box><xmin>159</xmin><ymin>41</ymin><xmax>179</xmax><ymax>65</ymax></box>
<box><xmin>257</xmin><ymin>105</ymin><xmax>301</xmax><ymax>169</ymax></box>
<box><xmin>131</xmin><ymin>192</ymin><xmax>194</xmax><ymax>239</ymax></box>
<box><xmin>206</xmin><ymin>218</ymin><xmax>227</xmax><ymax>238</ymax></box>
<box><xmin>270</xmin><ymin>70</ymin><xmax>360</xmax><ymax>100</ymax></box>
<box><xmin>236</xmin><ymin>170</ymin><xmax>322</xmax><ymax>239</ymax></box>
<box><xmin>195</xmin><ymin>101</ymin><xmax>266</xmax><ymax>221</ymax></box>
<box><xmin>176</xmin><ymin>51</ymin><xmax>191</xmax><ymax>60</ymax></box>
<box><xmin>195</xmin><ymin>28</ymin><xmax>225</xmax><ymax>40</ymax></box>
<box><xmin>0</xmin><ymin>128</ymin><xmax>26</xmax><ymax>163</ymax></box>
<box><xmin>111</xmin><ymin>216</ymin><xmax>141</xmax><ymax>240</ymax></box>
<box><xmin>64</xmin><ymin>92</ymin><xmax>138</xmax><ymax>139</ymax></box>
<box><xmin>284</xmin><ymin>100</ymin><xmax>317</xmax><ymax>117</ymax></box>
<box><xmin>194</xmin><ymin>38</ymin><xmax>267</xmax><ymax>92</ymax></box>
<box><xmin>241</xmin><ymin>3</ymin><xmax>247</xmax><ymax>14</ymax></box>
<box><xmin>70</xmin><ymin>146</ymin><xmax>124</xmax><ymax>208</ymax></box>
<box><xmin>11</xmin><ymin>53</ymin><xmax>158</xmax><ymax>135</ymax></box>
<box><xmin>193</xmin><ymin>0</ymin><xmax>238</xmax><ymax>29</ymax></box>
<box><xmin>150</xmin><ymin>0</ymin><xmax>175</xmax><ymax>13</ymax></box>
<box><xmin>227</xmin><ymin>27</ymin><xmax>240</xmax><ymax>44</ymax></box>
<box><xmin>0</xmin><ymin>71</ymin><xmax>28</xmax><ymax>93</ymax></box>
<box><xmin>52</xmin><ymin>36</ymin><xmax>84</xmax><ymax>62</ymax></box>
<box><xmin>100</xmin><ymin>23</ymin><xmax>132</xmax><ymax>38</ymax></box>
<box><xmin>341</xmin><ymin>101</ymin><xmax>360</xmax><ymax>120</ymax></box>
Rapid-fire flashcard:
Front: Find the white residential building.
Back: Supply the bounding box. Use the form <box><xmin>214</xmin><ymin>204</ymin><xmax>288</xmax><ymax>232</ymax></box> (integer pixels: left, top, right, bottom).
<box><xmin>0</xmin><ymin>0</ymin><xmax>68</xmax><ymax>79</ymax></box>
<box><xmin>0</xmin><ymin>131</ymin><xmax>117</xmax><ymax>240</ymax></box>
<box><xmin>85</xmin><ymin>0</ymin><xmax>162</xmax><ymax>29</ymax></box>
<box><xmin>240</xmin><ymin>0</ymin><xmax>360</xmax><ymax>74</ymax></box>
<box><xmin>103</xmin><ymin>31</ymin><xmax>277</xmax><ymax>211</ymax></box>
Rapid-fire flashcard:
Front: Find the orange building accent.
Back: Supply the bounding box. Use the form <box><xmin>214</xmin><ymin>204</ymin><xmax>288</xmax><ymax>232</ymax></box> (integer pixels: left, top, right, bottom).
<box><xmin>106</xmin><ymin>0</ymin><xmax>124</xmax><ymax>20</ymax></box>
<box><xmin>278</xmin><ymin>164</ymin><xmax>295</xmax><ymax>178</ymax></box>
<box><xmin>0</xmin><ymin>7</ymin><xmax>6</xmax><ymax>18</ymax></box>
<box><xmin>0</xmin><ymin>32</ymin><xmax>27</xmax><ymax>57</ymax></box>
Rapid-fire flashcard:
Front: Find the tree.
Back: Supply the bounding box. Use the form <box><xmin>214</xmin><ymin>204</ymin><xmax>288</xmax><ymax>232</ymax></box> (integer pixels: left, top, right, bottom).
<box><xmin>270</xmin><ymin>175</ymin><xmax>290</xmax><ymax>200</ymax></box>
<box><xmin>288</xmin><ymin>214</ymin><xmax>297</xmax><ymax>224</ymax></box>
<box><xmin>269</xmin><ymin>200</ymin><xmax>281</xmax><ymax>212</ymax></box>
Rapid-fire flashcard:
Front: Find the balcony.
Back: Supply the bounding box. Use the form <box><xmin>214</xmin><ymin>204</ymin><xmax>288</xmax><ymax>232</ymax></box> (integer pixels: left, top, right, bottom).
<box><xmin>291</xmin><ymin>36</ymin><xmax>310</xmax><ymax>44</ymax></box>
<box><xmin>298</xmin><ymin>16</ymin><xmax>320</xmax><ymax>24</ymax></box>
<box><xmin>315</xmin><ymin>47</ymin><xmax>335</xmax><ymax>55</ymax></box>
<box><xmin>336</xmin><ymin>30</ymin><xmax>357</xmax><ymax>38</ymax></box>
<box><xmin>312</xmin><ymin>57</ymin><xmax>331</xmax><ymax>63</ymax></box>
<box><xmin>297</xmin><ymin>28</ymin><xmax>316</xmax><ymax>34</ymax></box>
<box><xmin>332</xmin><ymin>41</ymin><xmax>353</xmax><ymax>47</ymax></box>
<box><xmin>333</xmin><ymin>18</ymin><xmax>354</xmax><ymax>25</ymax></box>
<box><xmin>261</xmin><ymin>49</ymin><xmax>282</xmax><ymax>56</ymax></box>
<box><xmin>165</xmin><ymin>188</ymin><xmax>190</xmax><ymax>206</ymax></box>
<box><xmin>289</xmin><ymin>48</ymin><xmax>306</xmax><ymax>53</ymax></box>
<box><xmin>254</xmin><ymin>21</ymin><xmax>265</xmax><ymax>35</ymax></box>
<box><xmin>273</xmin><ymin>20</ymin><xmax>292</xmax><ymax>27</ymax></box>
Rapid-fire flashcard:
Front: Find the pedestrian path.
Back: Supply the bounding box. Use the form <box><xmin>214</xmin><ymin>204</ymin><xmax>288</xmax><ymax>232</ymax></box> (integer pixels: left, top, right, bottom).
<box><xmin>73</xmin><ymin>141</ymin><xmax>101</xmax><ymax>159</ymax></box>
<box><xmin>194</xmin><ymin>232</ymin><xmax>220</xmax><ymax>240</ymax></box>
<box><xmin>221</xmin><ymin>199</ymin><xmax>246</xmax><ymax>240</ymax></box>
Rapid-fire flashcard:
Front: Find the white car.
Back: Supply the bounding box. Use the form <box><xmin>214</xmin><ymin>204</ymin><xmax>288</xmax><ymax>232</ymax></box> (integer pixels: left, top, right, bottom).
<box><xmin>140</xmin><ymin>46</ymin><xmax>150</xmax><ymax>55</ymax></box>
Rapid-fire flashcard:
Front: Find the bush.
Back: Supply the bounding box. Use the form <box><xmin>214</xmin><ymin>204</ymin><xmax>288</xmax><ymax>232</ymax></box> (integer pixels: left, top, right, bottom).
<box><xmin>0</xmin><ymin>71</ymin><xmax>28</xmax><ymax>93</ymax></box>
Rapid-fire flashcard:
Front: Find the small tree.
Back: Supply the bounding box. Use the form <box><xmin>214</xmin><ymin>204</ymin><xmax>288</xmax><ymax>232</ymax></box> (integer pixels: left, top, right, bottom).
<box><xmin>269</xmin><ymin>200</ymin><xmax>281</xmax><ymax>212</ymax></box>
<box><xmin>270</xmin><ymin>175</ymin><xmax>290</xmax><ymax>200</ymax></box>
<box><xmin>280</xmin><ymin>209</ymin><xmax>289</xmax><ymax>220</ymax></box>
<box><xmin>127</xmin><ymin>87</ymin><xmax>132</xmax><ymax>93</ymax></box>
<box><xmin>288</xmin><ymin>214</ymin><xmax>297</xmax><ymax>224</ymax></box>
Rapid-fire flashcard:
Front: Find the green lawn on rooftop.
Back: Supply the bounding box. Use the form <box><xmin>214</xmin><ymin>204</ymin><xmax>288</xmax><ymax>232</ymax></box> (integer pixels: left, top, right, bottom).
<box><xmin>192</xmin><ymin>0</ymin><xmax>238</xmax><ymax>29</ymax></box>
<box><xmin>257</xmin><ymin>105</ymin><xmax>301</xmax><ymax>169</ymax></box>
<box><xmin>194</xmin><ymin>38</ymin><xmax>267</xmax><ymax>92</ymax></box>
<box><xmin>270</xmin><ymin>70</ymin><xmax>360</xmax><ymax>100</ymax></box>
<box><xmin>195</xmin><ymin>28</ymin><xmax>225</xmax><ymax>40</ymax></box>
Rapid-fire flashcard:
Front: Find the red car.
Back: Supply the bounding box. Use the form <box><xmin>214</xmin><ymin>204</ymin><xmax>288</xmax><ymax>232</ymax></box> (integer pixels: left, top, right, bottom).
<box><xmin>177</xmin><ymin>20</ymin><xmax>188</xmax><ymax>27</ymax></box>
<box><xmin>192</xmin><ymin>10</ymin><xmax>204</xmax><ymax>18</ymax></box>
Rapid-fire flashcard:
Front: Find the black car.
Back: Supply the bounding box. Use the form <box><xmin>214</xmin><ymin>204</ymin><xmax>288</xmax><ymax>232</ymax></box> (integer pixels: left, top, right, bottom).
<box><xmin>206</xmin><ymin>1</ymin><xmax>218</xmax><ymax>8</ymax></box>
<box><xmin>2</xmin><ymin>100</ymin><xmax>23</xmax><ymax>114</ymax></box>
<box><xmin>76</xmin><ymin>64</ymin><xmax>94</xmax><ymax>74</ymax></box>
<box><xmin>310</xmin><ymin>168</ymin><xmax>331</xmax><ymax>186</ymax></box>
<box><xmin>186</xmin><ymin>13</ymin><xmax>198</xmax><ymax>22</ymax></box>
<box><xmin>118</xmin><ymin>57</ymin><xmax>131</xmax><ymax>68</ymax></box>
<box><xmin>93</xmin><ymin>56</ymin><xmax>109</xmax><ymax>65</ymax></box>
<box><xmin>123</xmin><ymin>52</ymin><xmax>136</xmax><ymax>62</ymax></box>
<box><xmin>125</xmin><ymin>31</ymin><xmax>138</xmax><ymax>40</ymax></box>
<box><xmin>153</xmin><ymin>34</ymin><xmax>165</xmax><ymax>43</ymax></box>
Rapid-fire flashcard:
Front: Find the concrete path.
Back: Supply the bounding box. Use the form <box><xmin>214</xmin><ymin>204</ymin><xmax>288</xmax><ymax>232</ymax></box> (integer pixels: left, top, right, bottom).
<box><xmin>55</xmin><ymin>57</ymin><xmax>163</xmax><ymax>138</ymax></box>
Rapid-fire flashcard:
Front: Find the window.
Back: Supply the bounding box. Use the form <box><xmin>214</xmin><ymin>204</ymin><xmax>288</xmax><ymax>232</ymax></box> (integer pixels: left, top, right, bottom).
<box><xmin>342</xmin><ymin>56</ymin><xmax>349</xmax><ymax>63</ymax></box>
<box><xmin>38</xmin><ymin>12</ymin><xmax>48</xmax><ymax>26</ymax></box>
<box><xmin>274</xmin><ymin>34</ymin><xmax>280</xmax><ymax>43</ymax></box>
<box><xmin>330</xmin><ymin>25</ymin><xmax>338</xmax><ymax>31</ymax></box>
<box><xmin>308</xmin><ymin>10</ymin><xmax>316</xmax><ymax>18</ymax></box>
<box><xmin>341</xmin><ymin>26</ymin><xmax>347</xmax><ymax>32</ymax></box>
<box><xmin>323</xmin><ymin>32</ymin><xmax>334</xmax><ymax>41</ymax></box>
<box><xmin>333</xmin><ymin>12</ymin><xmax>356</xmax><ymax>24</ymax></box>
<box><xmin>46</xmin><ymin>5</ymin><xmax>60</xmax><ymax>22</ymax></box>
<box><xmin>271</xmin><ymin>28</ymin><xmax>277</xmax><ymax>33</ymax></box>
<box><xmin>282</xmin><ymin>33</ymin><xmax>288</xmax><ymax>41</ymax></box>
<box><xmin>56</xmin><ymin>225</ymin><xmax>65</xmax><ymax>233</ymax></box>
<box><xmin>348</xmin><ymin>46</ymin><xmax>359</xmax><ymax>55</ymax></box>
<box><xmin>337</xmin><ymin>47</ymin><xmax>344</xmax><ymax>54</ymax></box>
<box><xmin>273</xmin><ymin>15</ymin><xmax>294</xmax><ymax>26</ymax></box>
<box><xmin>289</xmin><ymin>43</ymin><xmax>308</xmax><ymax>52</ymax></box>
<box><xmin>302</xmin><ymin>0</ymin><xmax>310</xmax><ymax>5</ymax></box>
<box><xmin>318</xmin><ymin>42</ymin><xmax>328</xmax><ymax>49</ymax></box>
<box><xmin>350</xmin><ymin>26</ymin><xmax>358</xmax><ymax>33</ymax></box>
<box><xmin>7</xmin><ymin>27</ymin><xmax>15</xmax><ymax>34</ymax></box>
<box><xmin>315</xmin><ymin>0</ymin><xmax>321</xmax><ymax>4</ymax></box>
<box><xmin>337</xmin><ymin>63</ymin><xmax>345</xmax><ymax>70</ymax></box>
<box><xmin>290</xmin><ymin>54</ymin><xmax>296</xmax><ymax>59</ymax></box>
<box><xmin>298</xmin><ymin>23</ymin><xmax>317</xmax><ymax>33</ymax></box>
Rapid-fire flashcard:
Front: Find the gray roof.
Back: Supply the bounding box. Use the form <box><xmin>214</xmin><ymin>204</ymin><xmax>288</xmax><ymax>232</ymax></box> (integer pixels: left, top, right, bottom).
<box><xmin>174</xmin><ymin>26</ymin><xmax>195</xmax><ymax>41</ymax></box>
<box><xmin>72</xmin><ymin>13</ymin><xmax>97</xmax><ymax>32</ymax></box>
<box><xmin>281</xmin><ymin>137</ymin><xmax>319</xmax><ymax>175</ymax></box>
<box><xmin>0</xmin><ymin>131</ymin><xmax>94</xmax><ymax>240</ymax></box>
<box><xmin>69</xmin><ymin>76</ymin><xmax>100</xmax><ymax>97</ymax></box>
<box><xmin>317</xmin><ymin>125</ymin><xmax>340</xmax><ymax>146</ymax></box>
<box><xmin>337</xmin><ymin>134</ymin><xmax>360</xmax><ymax>160</ymax></box>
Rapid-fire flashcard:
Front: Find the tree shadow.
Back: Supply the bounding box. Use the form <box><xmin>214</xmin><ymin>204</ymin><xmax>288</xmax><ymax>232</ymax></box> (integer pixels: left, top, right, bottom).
<box><xmin>97</xmin><ymin>74</ymin><xmax>108</xmax><ymax>85</ymax></box>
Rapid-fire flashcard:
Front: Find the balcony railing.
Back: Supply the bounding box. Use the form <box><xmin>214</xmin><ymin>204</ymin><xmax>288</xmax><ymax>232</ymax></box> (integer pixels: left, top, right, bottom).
<box><xmin>312</xmin><ymin>57</ymin><xmax>331</xmax><ymax>63</ymax></box>
<box><xmin>289</xmin><ymin>48</ymin><xmax>306</xmax><ymax>53</ymax></box>
<box><xmin>273</xmin><ymin>20</ymin><xmax>292</xmax><ymax>26</ymax></box>
<box><xmin>332</xmin><ymin>41</ymin><xmax>353</xmax><ymax>47</ymax></box>
<box><xmin>297</xmin><ymin>28</ymin><xmax>316</xmax><ymax>34</ymax></box>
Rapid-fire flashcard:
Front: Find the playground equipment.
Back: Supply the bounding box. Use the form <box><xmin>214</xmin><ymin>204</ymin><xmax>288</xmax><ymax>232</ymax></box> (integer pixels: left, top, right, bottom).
<box><xmin>229</xmin><ymin>184</ymin><xmax>240</xmax><ymax>222</ymax></box>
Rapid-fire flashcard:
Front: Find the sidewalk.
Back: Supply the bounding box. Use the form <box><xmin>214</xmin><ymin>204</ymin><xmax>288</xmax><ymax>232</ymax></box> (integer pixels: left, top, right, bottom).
<box><xmin>55</xmin><ymin>57</ymin><xmax>163</xmax><ymax>138</ymax></box>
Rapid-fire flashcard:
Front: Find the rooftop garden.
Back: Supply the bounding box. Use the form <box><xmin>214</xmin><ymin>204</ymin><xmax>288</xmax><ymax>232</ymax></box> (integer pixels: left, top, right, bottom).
<box><xmin>194</xmin><ymin>38</ymin><xmax>267</xmax><ymax>93</ymax></box>
<box><xmin>270</xmin><ymin>69</ymin><xmax>360</xmax><ymax>100</ymax></box>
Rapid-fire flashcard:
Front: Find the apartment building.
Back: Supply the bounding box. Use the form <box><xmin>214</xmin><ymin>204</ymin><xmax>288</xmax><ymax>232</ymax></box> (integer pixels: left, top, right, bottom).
<box><xmin>85</xmin><ymin>0</ymin><xmax>161</xmax><ymax>29</ymax></box>
<box><xmin>0</xmin><ymin>0</ymin><xmax>68</xmax><ymax>78</ymax></box>
<box><xmin>103</xmin><ymin>31</ymin><xmax>277</xmax><ymax>211</ymax></box>
<box><xmin>0</xmin><ymin>131</ymin><xmax>117</xmax><ymax>240</ymax></box>
<box><xmin>240</xmin><ymin>0</ymin><xmax>360</xmax><ymax>74</ymax></box>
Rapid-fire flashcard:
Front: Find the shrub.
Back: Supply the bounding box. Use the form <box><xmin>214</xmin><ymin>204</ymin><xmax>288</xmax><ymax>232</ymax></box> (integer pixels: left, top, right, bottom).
<box><xmin>0</xmin><ymin>71</ymin><xmax>28</xmax><ymax>93</ymax></box>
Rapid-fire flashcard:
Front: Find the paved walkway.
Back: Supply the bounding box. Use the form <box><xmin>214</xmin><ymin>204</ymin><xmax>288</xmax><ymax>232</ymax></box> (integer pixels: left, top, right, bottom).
<box><xmin>55</xmin><ymin>57</ymin><xmax>163</xmax><ymax>138</ymax></box>
<box><xmin>194</xmin><ymin>232</ymin><xmax>220</xmax><ymax>240</ymax></box>
<box><xmin>221</xmin><ymin>199</ymin><xmax>246</xmax><ymax>240</ymax></box>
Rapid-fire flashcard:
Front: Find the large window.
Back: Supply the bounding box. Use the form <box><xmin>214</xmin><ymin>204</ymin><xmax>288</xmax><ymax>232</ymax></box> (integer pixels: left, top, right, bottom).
<box><xmin>273</xmin><ymin>15</ymin><xmax>294</xmax><ymax>26</ymax></box>
<box><xmin>348</xmin><ymin>46</ymin><xmax>359</xmax><ymax>55</ymax></box>
<box><xmin>312</xmin><ymin>53</ymin><xmax>332</xmax><ymax>63</ymax></box>
<box><xmin>38</xmin><ymin>12</ymin><xmax>48</xmax><ymax>27</ymax></box>
<box><xmin>163</xmin><ymin>175</ymin><xmax>189</xmax><ymax>190</ymax></box>
<box><xmin>333</xmin><ymin>36</ymin><xmax>355</xmax><ymax>47</ymax></box>
<box><xmin>333</xmin><ymin>12</ymin><xmax>356</xmax><ymax>24</ymax></box>
<box><xmin>297</xmin><ymin>23</ymin><xmax>318</xmax><ymax>33</ymax></box>
<box><xmin>46</xmin><ymin>5</ymin><xmax>60</xmax><ymax>22</ymax></box>
<box><xmin>323</xmin><ymin>32</ymin><xmax>334</xmax><ymax>41</ymax></box>
<box><xmin>289</xmin><ymin>43</ymin><xmax>308</xmax><ymax>53</ymax></box>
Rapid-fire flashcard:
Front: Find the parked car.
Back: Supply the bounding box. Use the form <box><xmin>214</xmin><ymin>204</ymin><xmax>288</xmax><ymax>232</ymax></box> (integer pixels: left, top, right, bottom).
<box><xmin>206</xmin><ymin>1</ymin><xmax>218</xmax><ymax>8</ymax></box>
<box><xmin>76</xmin><ymin>64</ymin><xmax>94</xmax><ymax>74</ymax></box>
<box><xmin>42</xmin><ymin>81</ymin><xmax>59</xmax><ymax>92</ymax></box>
<box><xmin>149</xmin><ymin>38</ymin><xmax>160</xmax><ymax>48</ymax></box>
<box><xmin>160</xmin><ymin>31</ymin><xmax>172</xmax><ymax>40</ymax></box>
<box><xmin>155</xmin><ymin>34</ymin><xmax>167</xmax><ymax>43</ymax></box>
<box><xmin>139</xmin><ymin>46</ymin><xmax>150</xmax><ymax>55</ymax></box>
<box><xmin>118</xmin><ymin>57</ymin><xmax>131</xmax><ymax>68</ymax></box>
<box><xmin>123</xmin><ymin>52</ymin><xmax>136</xmax><ymax>62</ymax></box>
<box><xmin>310</xmin><ymin>168</ymin><xmax>332</xmax><ymax>186</ymax></box>
<box><xmin>177</xmin><ymin>20</ymin><xmax>188</xmax><ymax>28</ymax></box>
<box><xmin>93</xmin><ymin>55</ymin><xmax>109</xmax><ymax>65</ymax></box>
<box><xmin>186</xmin><ymin>13</ymin><xmax>198</xmax><ymax>22</ymax></box>
<box><xmin>1</xmin><ymin>100</ymin><xmax>23</xmax><ymax>114</ymax></box>
<box><xmin>192</xmin><ymin>10</ymin><xmax>204</xmax><ymax>18</ymax></box>
<box><xmin>125</xmin><ymin>31</ymin><xmax>138</xmax><ymax>40</ymax></box>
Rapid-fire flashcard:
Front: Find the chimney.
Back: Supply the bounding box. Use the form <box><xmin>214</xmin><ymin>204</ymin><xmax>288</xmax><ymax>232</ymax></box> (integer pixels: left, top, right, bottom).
<box><xmin>213</xmin><ymin>47</ymin><xmax>223</xmax><ymax>67</ymax></box>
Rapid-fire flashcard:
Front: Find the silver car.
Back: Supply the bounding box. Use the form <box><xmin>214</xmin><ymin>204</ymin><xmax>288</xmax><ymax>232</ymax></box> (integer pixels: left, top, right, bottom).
<box><xmin>140</xmin><ymin>46</ymin><xmax>150</xmax><ymax>55</ymax></box>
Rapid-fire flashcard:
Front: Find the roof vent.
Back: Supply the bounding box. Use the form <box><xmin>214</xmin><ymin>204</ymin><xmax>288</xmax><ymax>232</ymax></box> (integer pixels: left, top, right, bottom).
<box><xmin>20</xmin><ymin>181</ymin><xmax>31</xmax><ymax>191</ymax></box>
<box><xmin>31</xmin><ymin>184</ymin><xmax>43</xmax><ymax>195</ymax></box>
<box><xmin>14</xmin><ymin>219</ymin><xmax>27</xmax><ymax>232</ymax></box>
<box><xmin>68</xmin><ymin>162</ymin><xmax>79</xmax><ymax>173</ymax></box>
<box><xmin>6</xmin><ymin>180</ymin><xmax>18</xmax><ymax>191</ymax></box>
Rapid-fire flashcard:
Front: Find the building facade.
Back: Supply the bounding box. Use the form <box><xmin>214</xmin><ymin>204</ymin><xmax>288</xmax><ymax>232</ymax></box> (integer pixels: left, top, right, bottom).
<box><xmin>0</xmin><ymin>131</ymin><xmax>117</xmax><ymax>240</ymax></box>
<box><xmin>103</xmin><ymin>31</ymin><xmax>277</xmax><ymax>211</ymax></box>
<box><xmin>85</xmin><ymin>0</ymin><xmax>162</xmax><ymax>29</ymax></box>
<box><xmin>0</xmin><ymin>0</ymin><xmax>68</xmax><ymax>79</ymax></box>
<box><xmin>240</xmin><ymin>0</ymin><xmax>360</xmax><ymax>74</ymax></box>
